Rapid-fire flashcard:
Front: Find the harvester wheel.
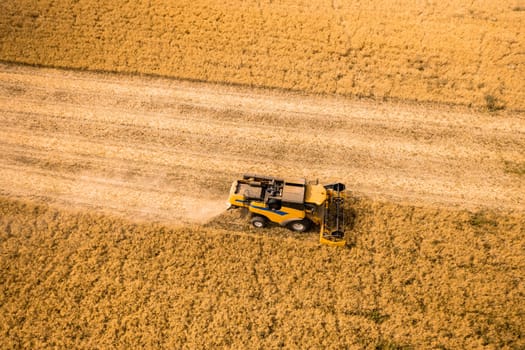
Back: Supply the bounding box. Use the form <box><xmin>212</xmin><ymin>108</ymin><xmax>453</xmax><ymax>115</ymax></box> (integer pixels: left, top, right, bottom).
<box><xmin>287</xmin><ymin>219</ymin><xmax>311</xmax><ymax>233</ymax></box>
<box><xmin>251</xmin><ymin>216</ymin><xmax>267</xmax><ymax>228</ymax></box>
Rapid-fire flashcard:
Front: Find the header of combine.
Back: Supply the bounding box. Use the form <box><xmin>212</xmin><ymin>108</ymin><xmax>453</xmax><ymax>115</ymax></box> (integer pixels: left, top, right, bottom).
<box><xmin>227</xmin><ymin>174</ymin><xmax>347</xmax><ymax>247</ymax></box>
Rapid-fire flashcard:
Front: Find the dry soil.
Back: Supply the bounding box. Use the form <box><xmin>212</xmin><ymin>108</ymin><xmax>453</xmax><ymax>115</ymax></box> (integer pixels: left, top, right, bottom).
<box><xmin>1</xmin><ymin>63</ymin><xmax>524</xmax><ymax>223</ymax></box>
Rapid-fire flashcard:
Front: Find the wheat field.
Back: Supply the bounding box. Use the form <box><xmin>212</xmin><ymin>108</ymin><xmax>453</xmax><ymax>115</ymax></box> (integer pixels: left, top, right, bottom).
<box><xmin>1</xmin><ymin>0</ymin><xmax>524</xmax><ymax>348</ymax></box>
<box><xmin>1</xmin><ymin>196</ymin><xmax>524</xmax><ymax>349</ymax></box>
<box><xmin>0</xmin><ymin>0</ymin><xmax>523</xmax><ymax>110</ymax></box>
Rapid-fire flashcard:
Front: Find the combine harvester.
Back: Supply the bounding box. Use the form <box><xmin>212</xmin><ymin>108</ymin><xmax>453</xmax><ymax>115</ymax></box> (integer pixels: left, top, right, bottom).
<box><xmin>227</xmin><ymin>174</ymin><xmax>347</xmax><ymax>247</ymax></box>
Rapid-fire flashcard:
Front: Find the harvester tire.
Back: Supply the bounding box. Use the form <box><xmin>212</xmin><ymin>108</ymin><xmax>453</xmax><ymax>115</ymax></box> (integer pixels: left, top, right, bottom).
<box><xmin>287</xmin><ymin>219</ymin><xmax>311</xmax><ymax>233</ymax></box>
<box><xmin>251</xmin><ymin>216</ymin><xmax>267</xmax><ymax>229</ymax></box>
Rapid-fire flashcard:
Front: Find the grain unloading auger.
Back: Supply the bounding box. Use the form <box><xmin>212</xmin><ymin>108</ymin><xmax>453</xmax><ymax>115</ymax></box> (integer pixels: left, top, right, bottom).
<box><xmin>227</xmin><ymin>174</ymin><xmax>347</xmax><ymax>247</ymax></box>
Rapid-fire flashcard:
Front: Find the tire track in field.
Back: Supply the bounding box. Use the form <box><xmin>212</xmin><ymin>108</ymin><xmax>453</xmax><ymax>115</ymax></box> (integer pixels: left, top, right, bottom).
<box><xmin>0</xmin><ymin>63</ymin><xmax>524</xmax><ymax>223</ymax></box>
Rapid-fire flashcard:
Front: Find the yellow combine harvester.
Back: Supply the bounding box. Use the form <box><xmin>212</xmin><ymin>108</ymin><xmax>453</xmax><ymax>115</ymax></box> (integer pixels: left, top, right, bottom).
<box><xmin>227</xmin><ymin>174</ymin><xmax>347</xmax><ymax>247</ymax></box>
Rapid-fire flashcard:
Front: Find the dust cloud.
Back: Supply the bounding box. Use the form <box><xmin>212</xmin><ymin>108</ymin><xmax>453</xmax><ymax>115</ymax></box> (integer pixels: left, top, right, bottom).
<box><xmin>181</xmin><ymin>197</ymin><xmax>229</xmax><ymax>224</ymax></box>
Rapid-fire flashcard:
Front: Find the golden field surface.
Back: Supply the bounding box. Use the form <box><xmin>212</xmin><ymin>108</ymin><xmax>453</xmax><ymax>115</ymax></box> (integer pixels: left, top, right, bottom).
<box><xmin>0</xmin><ymin>63</ymin><xmax>524</xmax><ymax>348</ymax></box>
<box><xmin>0</xmin><ymin>0</ymin><xmax>524</xmax><ymax>110</ymax></box>
<box><xmin>1</xmin><ymin>197</ymin><xmax>524</xmax><ymax>349</ymax></box>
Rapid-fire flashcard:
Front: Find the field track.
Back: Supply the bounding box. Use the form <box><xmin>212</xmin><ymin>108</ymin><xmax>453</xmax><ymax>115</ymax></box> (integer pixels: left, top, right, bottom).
<box><xmin>0</xmin><ymin>63</ymin><xmax>524</xmax><ymax>223</ymax></box>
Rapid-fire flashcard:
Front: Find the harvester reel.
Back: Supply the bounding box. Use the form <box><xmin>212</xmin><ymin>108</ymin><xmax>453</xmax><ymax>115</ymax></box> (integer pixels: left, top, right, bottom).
<box><xmin>331</xmin><ymin>230</ymin><xmax>344</xmax><ymax>239</ymax></box>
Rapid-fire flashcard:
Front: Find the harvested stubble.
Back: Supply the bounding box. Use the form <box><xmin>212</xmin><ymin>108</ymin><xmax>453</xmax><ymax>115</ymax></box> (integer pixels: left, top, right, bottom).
<box><xmin>1</xmin><ymin>196</ymin><xmax>524</xmax><ymax>348</ymax></box>
<box><xmin>0</xmin><ymin>0</ymin><xmax>523</xmax><ymax>110</ymax></box>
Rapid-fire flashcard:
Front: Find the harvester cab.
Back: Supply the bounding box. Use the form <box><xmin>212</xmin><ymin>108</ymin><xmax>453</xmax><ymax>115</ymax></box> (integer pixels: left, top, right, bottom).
<box><xmin>227</xmin><ymin>174</ymin><xmax>347</xmax><ymax>247</ymax></box>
